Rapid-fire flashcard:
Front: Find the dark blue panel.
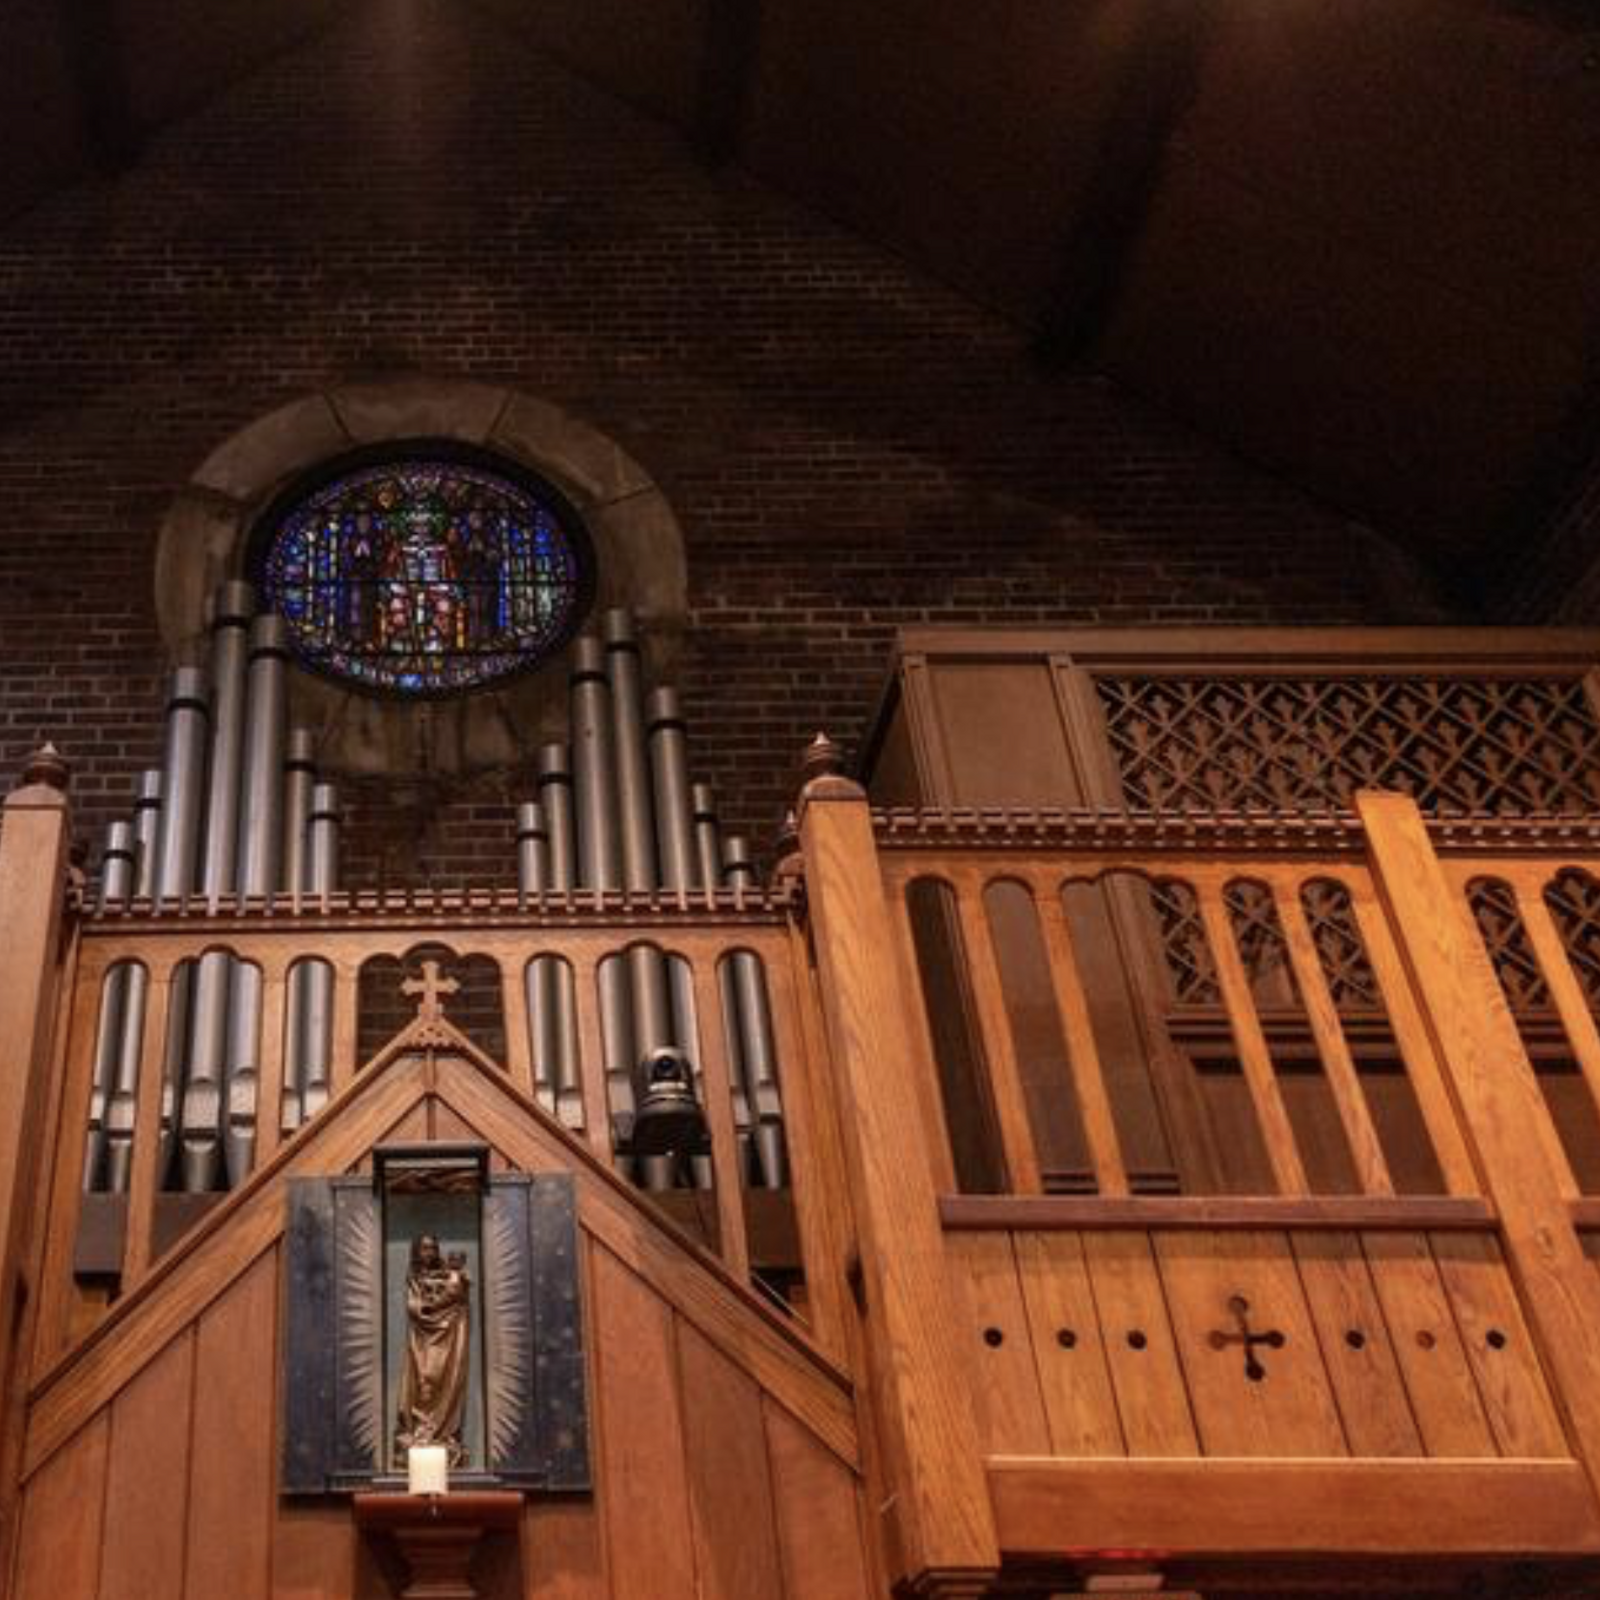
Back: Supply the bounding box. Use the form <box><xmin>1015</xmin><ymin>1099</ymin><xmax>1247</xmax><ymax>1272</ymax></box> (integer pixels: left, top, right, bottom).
<box><xmin>280</xmin><ymin>1179</ymin><xmax>336</xmax><ymax>1494</ymax></box>
<box><xmin>530</xmin><ymin>1173</ymin><xmax>591</xmax><ymax>1490</ymax></box>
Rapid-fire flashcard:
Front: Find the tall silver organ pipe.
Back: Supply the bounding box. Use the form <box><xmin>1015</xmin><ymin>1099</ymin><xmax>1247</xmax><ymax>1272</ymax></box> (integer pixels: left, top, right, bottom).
<box><xmin>517</xmin><ymin>801</ymin><xmax>558</xmax><ymax>1115</ymax></box>
<box><xmin>600</xmin><ymin>624</ymin><xmax>678</xmax><ymax>1189</ymax></box>
<box><xmin>152</xmin><ymin>668</ymin><xmax>209</xmax><ymax>908</ymax></box>
<box><xmin>648</xmin><ymin>689</ymin><xmax>696</xmax><ymax>891</ymax></box>
<box><xmin>153</xmin><ymin>667</ymin><xmax>208</xmax><ymax>1187</ymax></box>
<box><xmin>236</xmin><ymin>615</ymin><xmax>289</xmax><ymax>898</ymax></box>
<box><xmin>535</xmin><ymin>745</ymin><xmax>583</xmax><ymax>1129</ymax></box>
<box><xmin>571</xmin><ymin>637</ymin><xmax>639</xmax><ymax>1164</ymax></box>
<box><xmin>537</xmin><ymin>742</ymin><xmax>577</xmax><ymax>888</ymax></box>
<box><xmin>279</xmin><ymin>729</ymin><xmax>316</xmax><ymax>1133</ymax></box>
<box><xmin>183</xmin><ymin>585</ymin><xmax>253</xmax><ymax>1193</ymax></box>
<box><xmin>690</xmin><ymin>778</ymin><xmax>755</xmax><ymax>1173</ymax></box>
<box><xmin>516</xmin><ymin>799</ymin><xmax>549</xmax><ymax>901</ymax></box>
<box><xmin>647</xmin><ymin>688</ymin><xmax>714</xmax><ymax>1181</ymax></box>
<box><xmin>219</xmin><ymin>616</ymin><xmax>289</xmax><ymax>1185</ymax></box>
<box><xmin>281</xmin><ymin>729</ymin><xmax>317</xmax><ymax>899</ymax></box>
<box><xmin>132</xmin><ymin>769</ymin><xmax>164</xmax><ymax>895</ymax></box>
<box><xmin>84</xmin><ymin>823</ymin><xmax>137</xmax><ymax>1190</ymax></box>
<box><xmin>104</xmin><ymin>771</ymin><xmax>162</xmax><ymax>1193</ymax></box>
<box><xmin>604</xmin><ymin>609</ymin><xmax>659</xmax><ymax>888</ymax></box>
<box><xmin>724</xmin><ymin>836</ymin><xmax>788</xmax><ymax>1189</ymax></box>
<box><xmin>199</xmin><ymin>582</ymin><xmax>253</xmax><ymax>902</ymax></box>
<box><xmin>691</xmin><ymin>782</ymin><xmax>723</xmax><ymax>892</ymax></box>
<box><xmin>296</xmin><ymin>782</ymin><xmax>340</xmax><ymax>1123</ymax></box>
<box><xmin>571</xmin><ymin>636</ymin><xmax>622</xmax><ymax>891</ymax></box>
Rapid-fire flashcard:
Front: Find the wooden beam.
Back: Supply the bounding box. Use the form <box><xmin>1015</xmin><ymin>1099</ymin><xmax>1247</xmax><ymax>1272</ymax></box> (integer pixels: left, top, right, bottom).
<box><xmin>939</xmin><ymin>1195</ymin><xmax>1496</xmax><ymax>1232</ymax></box>
<box><xmin>988</xmin><ymin>1457</ymin><xmax>1600</xmax><ymax>1558</ymax></box>
<box><xmin>1033</xmin><ymin>0</ymin><xmax>1209</xmax><ymax>366</ymax></box>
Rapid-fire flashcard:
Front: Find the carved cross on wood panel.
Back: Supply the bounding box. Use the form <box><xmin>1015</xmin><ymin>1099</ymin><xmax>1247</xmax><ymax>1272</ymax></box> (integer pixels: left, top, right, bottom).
<box><xmin>403</xmin><ymin>960</ymin><xmax>460</xmax><ymax>1024</ymax></box>
<box><xmin>1207</xmin><ymin>1293</ymin><xmax>1285</xmax><ymax>1382</ymax></box>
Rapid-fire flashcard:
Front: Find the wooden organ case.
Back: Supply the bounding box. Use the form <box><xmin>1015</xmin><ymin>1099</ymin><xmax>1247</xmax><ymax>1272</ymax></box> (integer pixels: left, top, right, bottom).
<box><xmin>6</xmin><ymin>623</ymin><xmax>1600</xmax><ymax>1598</ymax></box>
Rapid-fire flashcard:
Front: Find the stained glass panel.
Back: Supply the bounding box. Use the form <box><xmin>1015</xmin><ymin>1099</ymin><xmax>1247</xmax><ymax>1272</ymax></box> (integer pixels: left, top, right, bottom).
<box><xmin>259</xmin><ymin>453</ymin><xmax>590</xmax><ymax>695</ymax></box>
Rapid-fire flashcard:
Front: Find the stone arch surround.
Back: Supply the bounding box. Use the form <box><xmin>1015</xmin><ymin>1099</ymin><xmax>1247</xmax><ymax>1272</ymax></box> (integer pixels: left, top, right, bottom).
<box><xmin>153</xmin><ymin>376</ymin><xmax>688</xmax><ymax>777</ymax></box>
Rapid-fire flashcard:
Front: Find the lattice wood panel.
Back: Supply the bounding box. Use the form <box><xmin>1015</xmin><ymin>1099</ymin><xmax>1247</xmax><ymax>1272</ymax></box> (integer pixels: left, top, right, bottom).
<box><xmin>1099</xmin><ymin>678</ymin><xmax>1600</xmax><ymax>815</ymax></box>
<box><xmin>1153</xmin><ymin>878</ymin><xmax>1379</xmax><ymax>1010</ymax></box>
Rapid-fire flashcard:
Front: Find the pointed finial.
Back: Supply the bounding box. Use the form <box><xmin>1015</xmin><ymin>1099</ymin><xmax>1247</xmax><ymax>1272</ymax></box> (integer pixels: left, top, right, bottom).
<box><xmin>797</xmin><ymin>732</ymin><xmax>863</xmax><ymax>808</ymax></box>
<box><xmin>775</xmin><ymin>807</ymin><xmax>800</xmax><ymax>856</ymax></box>
<box><xmin>21</xmin><ymin>742</ymin><xmax>69</xmax><ymax>792</ymax></box>
<box><xmin>773</xmin><ymin>807</ymin><xmax>804</xmax><ymax>885</ymax></box>
<box><xmin>802</xmin><ymin>732</ymin><xmax>843</xmax><ymax>783</ymax></box>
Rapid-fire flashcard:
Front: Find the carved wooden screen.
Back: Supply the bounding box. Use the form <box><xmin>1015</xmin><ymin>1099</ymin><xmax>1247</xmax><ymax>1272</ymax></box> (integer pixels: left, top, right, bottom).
<box><xmin>863</xmin><ymin>627</ymin><xmax>1600</xmax><ymax>1196</ymax></box>
<box><xmin>1097</xmin><ymin>675</ymin><xmax>1600</xmax><ymax>815</ymax></box>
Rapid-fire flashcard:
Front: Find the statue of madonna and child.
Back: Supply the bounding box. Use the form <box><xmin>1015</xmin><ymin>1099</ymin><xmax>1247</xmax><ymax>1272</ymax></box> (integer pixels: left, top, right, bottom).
<box><xmin>393</xmin><ymin>1234</ymin><xmax>471</xmax><ymax>1468</ymax></box>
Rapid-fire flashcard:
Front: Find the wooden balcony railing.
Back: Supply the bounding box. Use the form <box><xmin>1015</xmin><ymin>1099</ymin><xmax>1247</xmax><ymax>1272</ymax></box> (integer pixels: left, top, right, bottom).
<box><xmin>11</xmin><ymin>738</ymin><xmax>1600</xmax><ymax>1593</ymax></box>
<box><xmin>795</xmin><ymin>747</ymin><xmax>1600</xmax><ymax>1586</ymax></box>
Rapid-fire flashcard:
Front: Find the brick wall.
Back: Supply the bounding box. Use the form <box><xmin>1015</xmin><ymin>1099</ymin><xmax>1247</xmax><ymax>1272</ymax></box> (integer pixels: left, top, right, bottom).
<box><xmin>0</xmin><ymin>0</ymin><xmax>1449</xmax><ymax>890</ymax></box>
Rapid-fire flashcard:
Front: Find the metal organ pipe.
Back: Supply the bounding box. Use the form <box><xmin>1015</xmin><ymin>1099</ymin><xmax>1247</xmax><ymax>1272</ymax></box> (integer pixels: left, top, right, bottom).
<box><xmin>219</xmin><ymin>615</ymin><xmax>289</xmax><ymax>1185</ymax></box>
<box><xmin>152</xmin><ymin>667</ymin><xmax>208</xmax><ymax>1188</ymax></box>
<box><xmin>603</xmin><ymin>609</ymin><xmax>659</xmax><ymax>888</ymax></box>
<box><xmin>648</xmin><ymin>689</ymin><xmax>696</xmax><ymax>891</ymax></box>
<box><xmin>104</xmin><ymin>771</ymin><xmax>162</xmax><ymax>1193</ymax></box>
<box><xmin>535</xmin><ymin>745</ymin><xmax>583</xmax><ymax>1129</ymax></box>
<box><xmin>281</xmin><ymin>729</ymin><xmax>316</xmax><ymax>900</ymax></box>
<box><xmin>200</xmin><ymin>582</ymin><xmax>253</xmax><ymax>901</ymax></box>
<box><xmin>603</xmin><ymin>618</ymin><xmax>682</xmax><ymax>1187</ymax></box>
<box><xmin>84</xmin><ymin>824</ymin><xmax>136</xmax><ymax>1190</ymax></box>
<box><xmin>690</xmin><ymin>780</ymin><xmax>755</xmax><ymax>1176</ymax></box>
<box><xmin>724</xmin><ymin>836</ymin><xmax>788</xmax><ymax>1189</ymax></box>
<box><xmin>516</xmin><ymin>800</ymin><xmax>549</xmax><ymax>901</ymax></box>
<box><xmin>517</xmin><ymin>801</ymin><xmax>558</xmax><ymax>1114</ymax></box>
<box><xmin>649</xmin><ymin>692</ymin><xmax>719</xmax><ymax>1184</ymax></box>
<box><xmin>297</xmin><ymin>782</ymin><xmax>340</xmax><ymax>1123</ymax></box>
<box><xmin>570</xmin><ymin>636</ymin><xmax>621</xmax><ymax>892</ymax></box>
<box><xmin>182</xmin><ymin>585</ymin><xmax>253</xmax><ymax>1194</ymax></box>
<box><xmin>691</xmin><ymin>782</ymin><xmax>723</xmax><ymax>893</ymax></box>
<box><xmin>279</xmin><ymin>729</ymin><xmax>317</xmax><ymax>1133</ymax></box>
<box><xmin>537</xmin><ymin>742</ymin><xmax>577</xmax><ymax>888</ymax></box>
<box><xmin>236</xmin><ymin>614</ymin><xmax>289</xmax><ymax>897</ymax></box>
<box><xmin>570</xmin><ymin>637</ymin><xmax>640</xmax><ymax>1170</ymax></box>
<box><xmin>152</xmin><ymin>668</ymin><xmax>209</xmax><ymax>908</ymax></box>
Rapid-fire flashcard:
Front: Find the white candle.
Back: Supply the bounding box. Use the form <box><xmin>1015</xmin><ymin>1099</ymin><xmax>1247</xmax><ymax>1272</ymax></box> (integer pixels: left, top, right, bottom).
<box><xmin>407</xmin><ymin>1445</ymin><xmax>449</xmax><ymax>1496</ymax></box>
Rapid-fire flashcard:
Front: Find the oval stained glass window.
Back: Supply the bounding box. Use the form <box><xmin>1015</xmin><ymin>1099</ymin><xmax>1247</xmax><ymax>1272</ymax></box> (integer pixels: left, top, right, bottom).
<box><xmin>257</xmin><ymin>447</ymin><xmax>593</xmax><ymax>696</ymax></box>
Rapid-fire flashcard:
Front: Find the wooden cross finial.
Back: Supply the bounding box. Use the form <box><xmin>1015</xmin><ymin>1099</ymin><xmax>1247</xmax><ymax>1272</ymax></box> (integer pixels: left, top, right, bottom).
<box><xmin>402</xmin><ymin>960</ymin><xmax>460</xmax><ymax>1024</ymax></box>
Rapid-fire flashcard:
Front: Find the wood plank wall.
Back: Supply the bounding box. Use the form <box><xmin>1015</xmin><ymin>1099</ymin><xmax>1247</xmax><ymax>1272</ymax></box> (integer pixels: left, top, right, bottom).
<box><xmin>9</xmin><ymin>1089</ymin><xmax>874</xmax><ymax>1600</ymax></box>
<box><xmin>946</xmin><ymin>1226</ymin><xmax>1568</xmax><ymax>1462</ymax></box>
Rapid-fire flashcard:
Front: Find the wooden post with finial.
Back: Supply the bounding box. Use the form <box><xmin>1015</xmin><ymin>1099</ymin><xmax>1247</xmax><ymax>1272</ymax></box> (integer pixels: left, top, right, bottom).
<box><xmin>1359</xmin><ymin>788</ymin><xmax>1600</xmax><ymax>1512</ymax></box>
<box><xmin>795</xmin><ymin>733</ymin><xmax>998</xmax><ymax>1596</ymax></box>
<box><xmin>0</xmin><ymin>744</ymin><xmax>73</xmax><ymax>1566</ymax></box>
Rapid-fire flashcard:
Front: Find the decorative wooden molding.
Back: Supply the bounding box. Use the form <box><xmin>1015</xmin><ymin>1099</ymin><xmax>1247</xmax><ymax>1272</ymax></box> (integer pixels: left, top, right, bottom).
<box><xmin>989</xmin><ymin>1457</ymin><xmax>1600</xmax><ymax>1558</ymax></box>
<box><xmin>939</xmin><ymin>1195</ymin><xmax>1498</xmax><ymax>1232</ymax></box>
<box><xmin>81</xmin><ymin>882</ymin><xmax>795</xmax><ymax>936</ymax></box>
<box><xmin>872</xmin><ymin>804</ymin><xmax>1600</xmax><ymax>860</ymax></box>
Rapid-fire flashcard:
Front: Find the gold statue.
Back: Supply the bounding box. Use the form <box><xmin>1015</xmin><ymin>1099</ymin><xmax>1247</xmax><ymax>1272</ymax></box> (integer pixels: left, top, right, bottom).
<box><xmin>394</xmin><ymin>1234</ymin><xmax>471</xmax><ymax>1467</ymax></box>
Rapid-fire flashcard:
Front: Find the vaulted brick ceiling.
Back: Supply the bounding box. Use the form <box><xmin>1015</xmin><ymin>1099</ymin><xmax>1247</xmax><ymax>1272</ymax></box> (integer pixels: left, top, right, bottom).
<box><xmin>6</xmin><ymin>0</ymin><xmax>1600</xmax><ymax>609</ymax></box>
